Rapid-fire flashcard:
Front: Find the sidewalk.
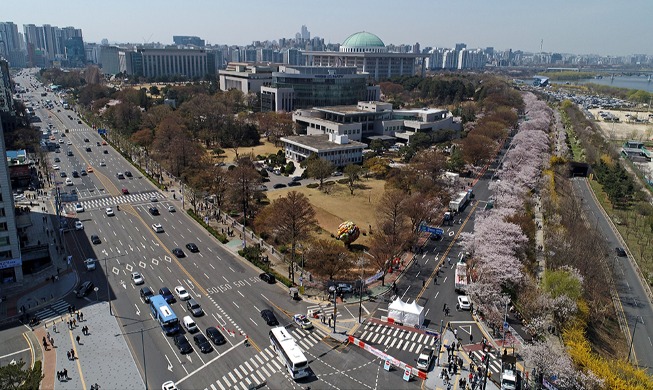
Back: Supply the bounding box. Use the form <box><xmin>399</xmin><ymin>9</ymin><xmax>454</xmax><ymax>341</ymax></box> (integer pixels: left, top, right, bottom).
<box><xmin>36</xmin><ymin>301</ymin><xmax>144</xmax><ymax>390</ymax></box>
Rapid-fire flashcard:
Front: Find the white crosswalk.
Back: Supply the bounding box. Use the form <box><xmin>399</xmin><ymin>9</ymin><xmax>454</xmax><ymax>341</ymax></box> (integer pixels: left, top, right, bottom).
<box><xmin>204</xmin><ymin>326</ymin><xmax>327</xmax><ymax>390</ymax></box>
<box><xmin>358</xmin><ymin>321</ymin><xmax>439</xmax><ymax>354</ymax></box>
<box><xmin>63</xmin><ymin>192</ymin><xmax>165</xmax><ymax>212</ymax></box>
<box><xmin>65</xmin><ymin>128</ymin><xmax>93</xmax><ymax>133</ymax></box>
<box><xmin>468</xmin><ymin>349</ymin><xmax>502</xmax><ymax>374</ymax></box>
<box><xmin>306</xmin><ymin>302</ymin><xmax>343</xmax><ymax>320</ymax></box>
<box><xmin>33</xmin><ymin>299</ymin><xmax>70</xmax><ymax>321</ymax></box>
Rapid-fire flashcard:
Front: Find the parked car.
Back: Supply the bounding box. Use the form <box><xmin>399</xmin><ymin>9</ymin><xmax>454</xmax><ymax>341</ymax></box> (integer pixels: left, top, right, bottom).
<box><xmin>75</xmin><ymin>281</ymin><xmax>94</xmax><ymax>298</ymax></box>
<box><xmin>206</xmin><ymin>327</ymin><xmax>226</xmax><ymax>345</ymax></box>
<box><xmin>193</xmin><ymin>334</ymin><xmax>213</xmax><ymax>353</ymax></box>
<box><xmin>336</xmin><ymin>283</ymin><xmax>354</xmax><ymax>293</ymax></box>
<box><xmin>259</xmin><ymin>272</ymin><xmax>276</xmax><ymax>284</ymax></box>
<box><xmin>457</xmin><ymin>295</ymin><xmax>471</xmax><ymax>310</ymax></box>
<box><xmin>260</xmin><ymin>309</ymin><xmax>279</xmax><ymax>326</ymax></box>
<box><xmin>173</xmin><ymin>334</ymin><xmax>192</xmax><ymax>354</ymax></box>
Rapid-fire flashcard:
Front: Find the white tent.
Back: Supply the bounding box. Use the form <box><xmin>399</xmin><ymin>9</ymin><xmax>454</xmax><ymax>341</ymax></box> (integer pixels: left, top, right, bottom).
<box><xmin>402</xmin><ymin>300</ymin><xmax>425</xmax><ymax>327</ymax></box>
<box><xmin>388</xmin><ymin>297</ymin><xmax>407</xmax><ymax>323</ymax></box>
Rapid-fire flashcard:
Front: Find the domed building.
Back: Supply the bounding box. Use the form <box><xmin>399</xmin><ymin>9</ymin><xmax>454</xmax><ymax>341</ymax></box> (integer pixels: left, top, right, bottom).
<box><xmin>305</xmin><ymin>31</ymin><xmax>426</xmax><ymax>80</ymax></box>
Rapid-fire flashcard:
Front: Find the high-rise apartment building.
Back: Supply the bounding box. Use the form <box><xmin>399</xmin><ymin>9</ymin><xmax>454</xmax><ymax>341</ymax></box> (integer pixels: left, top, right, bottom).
<box><xmin>0</xmin><ymin>22</ymin><xmax>26</xmax><ymax>67</ymax></box>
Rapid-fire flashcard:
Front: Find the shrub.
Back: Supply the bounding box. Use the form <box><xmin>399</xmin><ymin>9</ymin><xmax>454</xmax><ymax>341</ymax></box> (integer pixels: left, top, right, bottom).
<box><xmin>306</xmin><ymin>183</ymin><xmax>319</xmax><ymax>189</ymax></box>
<box><xmin>238</xmin><ymin>246</ymin><xmax>292</xmax><ymax>287</ymax></box>
<box><xmin>186</xmin><ymin>209</ymin><xmax>228</xmax><ymax>244</ymax></box>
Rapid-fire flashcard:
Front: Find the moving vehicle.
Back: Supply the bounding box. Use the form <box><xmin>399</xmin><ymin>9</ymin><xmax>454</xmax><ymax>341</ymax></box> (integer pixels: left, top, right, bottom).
<box><xmin>172</xmin><ymin>248</ymin><xmax>185</xmax><ymax>258</ymax></box>
<box><xmin>121</xmin><ymin>188</ymin><xmax>129</xmax><ymax>195</ymax></box>
<box><xmin>416</xmin><ymin>347</ymin><xmax>434</xmax><ymax>370</ymax></box>
<box><xmin>131</xmin><ymin>272</ymin><xmax>144</xmax><ymax>285</ymax></box>
<box><xmin>454</xmin><ymin>260</ymin><xmax>469</xmax><ymax>293</ymax></box>
<box><xmin>501</xmin><ymin>370</ymin><xmax>517</xmax><ymax>390</ymax></box>
<box><xmin>152</xmin><ymin>223</ymin><xmax>164</xmax><ymax>233</ymax></box>
<box><xmin>125</xmin><ymin>171</ymin><xmax>132</xmax><ymax>177</ymax></box>
<box><xmin>174</xmin><ymin>286</ymin><xmax>190</xmax><ymax>301</ymax></box>
<box><xmin>161</xmin><ymin>381</ymin><xmax>178</xmax><ymax>390</ymax></box>
<box><xmin>293</xmin><ymin>314</ymin><xmax>313</xmax><ymax>329</ymax></box>
<box><xmin>75</xmin><ymin>281</ymin><xmax>94</xmax><ymax>298</ymax></box>
<box><xmin>150</xmin><ymin>294</ymin><xmax>179</xmax><ymax>335</ymax></box>
<box><xmin>457</xmin><ymin>295</ymin><xmax>471</xmax><ymax>310</ymax></box>
<box><xmin>140</xmin><ymin>286</ymin><xmax>154</xmax><ymax>303</ymax></box>
<box><xmin>149</xmin><ymin>207</ymin><xmax>159</xmax><ymax>215</ymax></box>
<box><xmin>186</xmin><ymin>298</ymin><xmax>203</xmax><ymax>317</ymax></box>
<box><xmin>336</xmin><ymin>283</ymin><xmax>353</xmax><ymax>293</ymax></box>
<box><xmin>81</xmin><ymin>169</ymin><xmax>87</xmax><ymax>176</ymax></box>
<box><xmin>150</xmin><ymin>196</ymin><xmax>158</xmax><ymax>202</ymax></box>
<box><xmin>449</xmin><ymin>189</ymin><xmax>473</xmax><ymax>213</ymax></box>
<box><xmin>74</xmin><ymin>221</ymin><xmax>84</xmax><ymax>230</ymax></box>
<box><xmin>75</xmin><ymin>204</ymin><xmax>84</xmax><ymax>212</ymax></box>
<box><xmin>65</xmin><ymin>178</ymin><xmax>73</xmax><ymax>186</ymax></box>
<box><xmin>261</xmin><ymin>309</ymin><xmax>279</xmax><ymax>326</ymax></box>
<box><xmin>615</xmin><ymin>247</ymin><xmax>627</xmax><ymax>257</ymax></box>
<box><xmin>260</xmin><ymin>272</ymin><xmax>276</xmax><ymax>284</ymax></box>
<box><xmin>185</xmin><ymin>243</ymin><xmax>199</xmax><ymax>253</ymax></box>
<box><xmin>158</xmin><ymin>287</ymin><xmax>175</xmax><ymax>304</ymax></box>
<box><xmin>182</xmin><ymin>315</ymin><xmax>199</xmax><ymax>333</ymax></box>
<box><xmin>206</xmin><ymin>327</ymin><xmax>226</xmax><ymax>345</ymax></box>
<box><xmin>91</xmin><ymin>235</ymin><xmax>101</xmax><ymax>244</ymax></box>
<box><xmin>167</xmin><ymin>205</ymin><xmax>176</xmax><ymax>212</ymax></box>
<box><xmin>269</xmin><ymin>326</ymin><xmax>309</xmax><ymax>380</ymax></box>
<box><xmin>84</xmin><ymin>258</ymin><xmax>96</xmax><ymax>271</ymax></box>
<box><xmin>173</xmin><ymin>334</ymin><xmax>192</xmax><ymax>354</ymax></box>
<box><xmin>193</xmin><ymin>334</ymin><xmax>213</xmax><ymax>353</ymax></box>
<box><xmin>105</xmin><ymin>207</ymin><xmax>115</xmax><ymax>216</ymax></box>
<box><xmin>116</xmin><ymin>173</ymin><xmax>124</xmax><ymax>179</ymax></box>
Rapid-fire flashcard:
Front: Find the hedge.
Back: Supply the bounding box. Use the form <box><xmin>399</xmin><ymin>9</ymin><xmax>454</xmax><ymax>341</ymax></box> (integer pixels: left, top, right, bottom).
<box><xmin>186</xmin><ymin>209</ymin><xmax>228</xmax><ymax>244</ymax></box>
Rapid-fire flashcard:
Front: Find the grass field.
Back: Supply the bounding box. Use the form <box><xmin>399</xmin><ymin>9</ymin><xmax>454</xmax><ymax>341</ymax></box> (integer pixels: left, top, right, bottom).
<box><xmin>216</xmin><ymin>140</ymin><xmax>282</xmax><ymax>164</ymax></box>
<box><xmin>266</xmin><ymin>179</ymin><xmax>387</xmax><ymax>247</ymax></box>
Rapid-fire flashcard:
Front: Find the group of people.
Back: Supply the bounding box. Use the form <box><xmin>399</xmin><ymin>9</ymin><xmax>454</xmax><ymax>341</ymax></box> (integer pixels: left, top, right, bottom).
<box><xmin>56</xmin><ymin>369</ymin><xmax>68</xmax><ymax>382</ymax></box>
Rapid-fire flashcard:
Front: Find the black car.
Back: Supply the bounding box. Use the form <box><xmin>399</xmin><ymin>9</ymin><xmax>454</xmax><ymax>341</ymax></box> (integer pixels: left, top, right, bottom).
<box><xmin>185</xmin><ymin>243</ymin><xmax>199</xmax><ymax>253</ymax></box>
<box><xmin>261</xmin><ymin>309</ymin><xmax>279</xmax><ymax>326</ymax></box>
<box><xmin>259</xmin><ymin>272</ymin><xmax>276</xmax><ymax>284</ymax></box>
<box><xmin>193</xmin><ymin>334</ymin><xmax>213</xmax><ymax>353</ymax></box>
<box><xmin>174</xmin><ymin>335</ymin><xmax>193</xmax><ymax>354</ymax></box>
<box><xmin>206</xmin><ymin>327</ymin><xmax>226</xmax><ymax>345</ymax></box>
<box><xmin>75</xmin><ymin>281</ymin><xmax>94</xmax><ymax>298</ymax></box>
<box><xmin>91</xmin><ymin>235</ymin><xmax>101</xmax><ymax>244</ymax></box>
<box><xmin>187</xmin><ymin>298</ymin><xmax>203</xmax><ymax>317</ymax></box>
<box><xmin>172</xmin><ymin>248</ymin><xmax>185</xmax><ymax>258</ymax></box>
<box><xmin>72</xmin><ymin>171</ymin><xmax>79</xmax><ymax>178</ymax></box>
<box><xmin>84</xmin><ymin>138</ymin><xmax>89</xmax><ymax>142</ymax></box>
<box><xmin>140</xmin><ymin>286</ymin><xmax>154</xmax><ymax>303</ymax></box>
<box><xmin>288</xmin><ymin>181</ymin><xmax>301</xmax><ymax>187</ymax></box>
<box><xmin>615</xmin><ymin>247</ymin><xmax>627</xmax><ymax>257</ymax></box>
<box><xmin>103</xmin><ymin>149</ymin><xmax>108</xmax><ymax>154</ymax></box>
<box><xmin>159</xmin><ymin>287</ymin><xmax>175</xmax><ymax>303</ymax></box>
<box><xmin>85</xmin><ymin>147</ymin><xmax>91</xmax><ymax>152</ymax></box>
<box><xmin>125</xmin><ymin>171</ymin><xmax>133</xmax><ymax>177</ymax></box>
<box><xmin>54</xmin><ymin>157</ymin><xmax>60</xmax><ymax>162</ymax></box>
<box><xmin>273</xmin><ymin>183</ymin><xmax>287</xmax><ymax>189</ymax></box>
<box><xmin>60</xmin><ymin>172</ymin><xmax>67</xmax><ymax>178</ymax></box>
<box><xmin>149</xmin><ymin>207</ymin><xmax>159</xmax><ymax>215</ymax></box>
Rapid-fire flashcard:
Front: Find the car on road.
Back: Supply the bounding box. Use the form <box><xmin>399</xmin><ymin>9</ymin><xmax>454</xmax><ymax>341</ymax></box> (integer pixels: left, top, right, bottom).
<box><xmin>272</xmin><ymin>183</ymin><xmax>287</xmax><ymax>189</ymax></box>
<box><xmin>66</xmin><ymin>140</ymin><xmax>72</xmax><ymax>145</ymax></box>
<box><xmin>206</xmin><ymin>327</ymin><xmax>226</xmax><ymax>345</ymax></box>
<box><xmin>615</xmin><ymin>247</ymin><xmax>627</xmax><ymax>257</ymax></box>
<box><xmin>65</xmin><ymin>178</ymin><xmax>73</xmax><ymax>186</ymax></box>
<box><xmin>74</xmin><ymin>220</ymin><xmax>84</xmax><ymax>230</ymax></box>
<box><xmin>416</xmin><ymin>347</ymin><xmax>434</xmax><ymax>371</ymax></box>
<box><xmin>185</xmin><ymin>243</ymin><xmax>199</xmax><ymax>253</ymax></box>
<box><xmin>54</xmin><ymin>157</ymin><xmax>60</xmax><ymax>163</ymax></box>
<box><xmin>161</xmin><ymin>381</ymin><xmax>178</xmax><ymax>390</ymax></box>
<box><xmin>102</xmin><ymin>140</ymin><xmax>107</xmax><ymax>145</ymax></box>
<box><xmin>99</xmin><ymin>161</ymin><xmax>105</xmax><ymax>166</ymax></box>
<box><xmin>172</xmin><ymin>248</ymin><xmax>185</xmax><ymax>258</ymax></box>
<box><xmin>167</xmin><ymin>205</ymin><xmax>176</xmax><ymax>212</ymax></box>
<box><xmin>60</xmin><ymin>171</ymin><xmax>67</xmax><ymax>178</ymax></box>
<box><xmin>116</xmin><ymin>172</ymin><xmax>124</xmax><ymax>179</ymax></box>
<box><xmin>83</xmin><ymin>138</ymin><xmax>89</xmax><ymax>142</ymax></box>
<box><xmin>159</xmin><ymin>287</ymin><xmax>175</xmax><ymax>303</ymax></box>
<box><xmin>85</xmin><ymin>147</ymin><xmax>91</xmax><ymax>152</ymax></box>
<box><xmin>67</xmin><ymin>150</ymin><xmax>73</xmax><ymax>156</ymax></box>
<box><xmin>75</xmin><ymin>203</ymin><xmax>84</xmax><ymax>212</ymax></box>
<box><xmin>182</xmin><ymin>315</ymin><xmax>198</xmax><ymax>333</ymax></box>
<box><xmin>121</xmin><ymin>188</ymin><xmax>129</xmax><ymax>195</ymax></box>
<box><xmin>336</xmin><ymin>283</ymin><xmax>354</xmax><ymax>293</ymax></box>
<box><xmin>72</xmin><ymin>170</ymin><xmax>79</xmax><ymax>178</ymax></box>
<box><xmin>293</xmin><ymin>314</ymin><xmax>313</xmax><ymax>329</ymax></box>
<box><xmin>193</xmin><ymin>334</ymin><xmax>212</xmax><ymax>353</ymax></box>
<box><xmin>150</xmin><ymin>196</ymin><xmax>158</xmax><ymax>202</ymax></box>
<box><xmin>259</xmin><ymin>272</ymin><xmax>276</xmax><ymax>284</ymax></box>
<box><xmin>149</xmin><ymin>207</ymin><xmax>159</xmax><ymax>215</ymax></box>
<box><xmin>75</xmin><ymin>281</ymin><xmax>94</xmax><ymax>298</ymax></box>
<box><xmin>96</xmin><ymin>141</ymin><xmax>101</xmax><ymax>146</ymax></box>
<box><xmin>52</xmin><ymin>164</ymin><xmax>60</xmax><ymax>170</ymax></box>
<box><xmin>90</xmin><ymin>234</ymin><xmax>101</xmax><ymax>244</ymax></box>
<box><xmin>81</xmin><ymin>170</ymin><xmax>87</xmax><ymax>176</ymax></box>
<box><xmin>84</xmin><ymin>258</ymin><xmax>96</xmax><ymax>271</ymax></box>
<box><xmin>139</xmin><ymin>286</ymin><xmax>154</xmax><ymax>303</ymax></box>
<box><xmin>288</xmin><ymin>181</ymin><xmax>301</xmax><ymax>187</ymax></box>
<box><xmin>103</xmin><ymin>149</ymin><xmax>108</xmax><ymax>154</ymax></box>
<box><xmin>152</xmin><ymin>223</ymin><xmax>164</xmax><ymax>233</ymax></box>
<box><xmin>332</xmin><ymin>171</ymin><xmax>343</xmax><ymax>176</ymax></box>
<box><xmin>187</xmin><ymin>298</ymin><xmax>203</xmax><ymax>317</ymax></box>
<box><xmin>125</xmin><ymin>171</ymin><xmax>132</xmax><ymax>177</ymax></box>
<box><xmin>86</xmin><ymin>166</ymin><xmax>93</xmax><ymax>172</ymax></box>
<box><xmin>261</xmin><ymin>309</ymin><xmax>279</xmax><ymax>326</ymax></box>
<box><xmin>58</xmin><ymin>139</ymin><xmax>64</xmax><ymax>143</ymax></box>
<box><xmin>105</xmin><ymin>207</ymin><xmax>115</xmax><ymax>216</ymax></box>
<box><xmin>174</xmin><ymin>286</ymin><xmax>190</xmax><ymax>301</ymax></box>
<box><xmin>457</xmin><ymin>295</ymin><xmax>471</xmax><ymax>310</ymax></box>
<box><xmin>173</xmin><ymin>334</ymin><xmax>192</xmax><ymax>354</ymax></box>
<box><xmin>131</xmin><ymin>272</ymin><xmax>144</xmax><ymax>285</ymax></box>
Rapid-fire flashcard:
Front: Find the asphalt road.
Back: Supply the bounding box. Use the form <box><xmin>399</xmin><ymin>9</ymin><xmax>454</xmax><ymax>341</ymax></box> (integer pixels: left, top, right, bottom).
<box><xmin>15</xmin><ymin>72</ymin><xmax>400</xmax><ymax>389</ymax></box>
<box><xmin>572</xmin><ymin>178</ymin><xmax>653</xmax><ymax>371</ymax></box>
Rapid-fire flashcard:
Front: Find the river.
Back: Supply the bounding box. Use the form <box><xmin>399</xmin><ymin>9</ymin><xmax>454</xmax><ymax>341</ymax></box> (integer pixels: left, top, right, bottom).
<box><xmin>554</xmin><ymin>75</ymin><xmax>653</xmax><ymax>93</ymax></box>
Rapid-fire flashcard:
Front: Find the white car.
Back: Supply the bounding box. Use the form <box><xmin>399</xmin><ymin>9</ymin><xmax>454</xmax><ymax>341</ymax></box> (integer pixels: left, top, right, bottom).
<box><xmin>52</xmin><ymin>164</ymin><xmax>60</xmax><ymax>170</ymax></box>
<box><xmin>84</xmin><ymin>258</ymin><xmax>96</xmax><ymax>271</ymax></box>
<box><xmin>65</xmin><ymin>178</ymin><xmax>73</xmax><ymax>186</ymax></box>
<box><xmin>167</xmin><ymin>205</ymin><xmax>176</xmax><ymax>212</ymax></box>
<box><xmin>161</xmin><ymin>380</ymin><xmax>178</xmax><ymax>390</ymax></box>
<box><xmin>131</xmin><ymin>272</ymin><xmax>144</xmax><ymax>285</ymax></box>
<box><xmin>58</xmin><ymin>139</ymin><xmax>64</xmax><ymax>143</ymax></box>
<box><xmin>293</xmin><ymin>314</ymin><xmax>313</xmax><ymax>329</ymax></box>
<box><xmin>75</xmin><ymin>203</ymin><xmax>84</xmax><ymax>212</ymax></box>
<box><xmin>75</xmin><ymin>221</ymin><xmax>84</xmax><ymax>230</ymax></box>
<box><xmin>99</xmin><ymin>161</ymin><xmax>106</xmax><ymax>166</ymax></box>
<box><xmin>105</xmin><ymin>207</ymin><xmax>115</xmax><ymax>216</ymax></box>
<box><xmin>152</xmin><ymin>223</ymin><xmax>164</xmax><ymax>233</ymax></box>
<box><xmin>457</xmin><ymin>295</ymin><xmax>472</xmax><ymax>311</ymax></box>
<box><xmin>67</xmin><ymin>140</ymin><xmax>72</xmax><ymax>145</ymax></box>
<box><xmin>174</xmin><ymin>286</ymin><xmax>190</xmax><ymax>301</ymax></box>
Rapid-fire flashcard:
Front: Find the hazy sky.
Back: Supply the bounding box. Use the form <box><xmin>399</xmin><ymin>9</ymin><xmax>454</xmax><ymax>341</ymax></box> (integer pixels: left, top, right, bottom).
<box><xmin>6</xmin><ymin>0</ymin><xmax>651</xmax><ymax>56</ymax></box>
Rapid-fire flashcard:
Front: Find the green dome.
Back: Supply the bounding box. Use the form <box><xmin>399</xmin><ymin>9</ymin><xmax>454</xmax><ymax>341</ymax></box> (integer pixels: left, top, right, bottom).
<box><xmin>341</xmin><ymin>31</ymin><xmax>385</xmax><ymax>48</ymax></box>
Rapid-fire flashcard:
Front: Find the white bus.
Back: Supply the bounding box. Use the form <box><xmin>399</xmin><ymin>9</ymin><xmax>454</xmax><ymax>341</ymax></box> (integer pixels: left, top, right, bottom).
<box><xmin>269</xmin><ymin>327</ymin><xmax>309</xmax><ymax>380</ymax></box>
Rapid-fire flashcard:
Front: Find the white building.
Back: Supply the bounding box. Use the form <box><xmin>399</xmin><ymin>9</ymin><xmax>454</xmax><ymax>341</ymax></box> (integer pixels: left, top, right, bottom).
<box><xmin>281</xmin><ymin>133</ymin><xmax>366</xmax><ymax>167</ymax></box>
<box><xmin>218</xmin><ymin>62</ymin><xmax>274</xmax><ymax>94</ymax></box>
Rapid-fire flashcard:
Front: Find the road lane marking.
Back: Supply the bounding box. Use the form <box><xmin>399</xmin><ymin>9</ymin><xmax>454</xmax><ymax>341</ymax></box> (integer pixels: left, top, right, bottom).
<box><xmin>0</xmin><ymin>347</ymin><xmax>31</xmax><ymax>359</ymax></box>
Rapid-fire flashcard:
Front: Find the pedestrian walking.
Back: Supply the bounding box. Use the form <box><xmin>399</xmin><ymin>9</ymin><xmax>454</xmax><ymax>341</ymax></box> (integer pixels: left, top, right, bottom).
<box><xmin>46</xmin><ymin>332</ymin><xmax>50</xmax><ymax>340</ymax></box>
<box><xmin>66</xmin><ymin>351</ymin><xmax>71</xmax><ymax>360</ymax></box>
<box><xmin>80</xmin><ymin>311</ymin><xmax>84</xmax><ymax>321</ymax></box>
<box><xmin>63</xmin><ymin>368</ymin><xmax>68</xmax><ymax>379</ymax></box>
<box><xmin>76</xmin><ymin>335</ymin><xmax>81</xmax><ymax>344</ymax></box>
<box><xmin>443</xmin><ymin>303</ymin><xmax>448</xmax><ymax>313</ymax></box>
<box><xmin>447</xmin><ymin>257</ymin><xmax>451</xmax><ymax>266</ymax></box>
<box><xmin>72</xmin><ymin>319</ymin><xmax>76</xmax><ymax>327</ymax></box>
<box><xmin>42</xmin><ymin>339</ymin><xmax>48</xmax><ymax>351</ymax></box>
<box><xmin>70</xmin><ymin>348</ymin><xmax>75</xmax><ymax>359</ymax></box>
<box><xmin>445</xmin><ymin>307</ymin><xmax>450</xmax><ymax>316</ymax></box>
<box><xmin>76</xmin><ymin>312</ymin><xmax>80</xmax><ymax>321</ymax></box>
<box><xmin>53</xmin><ymin>323</ymin><xmax>57</xmax><ymax>333</ymax></box>
<box><xmin>50</xmin><ymin>336</ymin><xmax>54</xmax><ymax>346</ymax></box>
<box><xmin>470</xmin><ymin>333</ymin><xmax>474</xmax><ymax>343</ymax></box>
<box><xmin>56</xmin><ymin>371</ymin><xmax>61</xmax><ymax>381</ymax></box>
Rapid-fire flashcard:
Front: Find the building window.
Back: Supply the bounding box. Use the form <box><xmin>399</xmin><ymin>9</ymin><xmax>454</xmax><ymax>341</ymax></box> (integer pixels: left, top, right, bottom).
<box><xmin>0</xmin><ymin>250</ymin><xmax>12</xmax><ymax>260</ymax></box>
<box><xmin>0</xmin><ymin>236</ymin><xmax>9</xmax><ymax>246</ymax></box>
<box><xmin>0</xmin><ymin>208</ymin><xmax>5</xmax><ymax>217</ymax></box>
<box><xmin>0</xmin><ymin>222</ymin><xmax>7</xmax><ymax>232</ymax></box>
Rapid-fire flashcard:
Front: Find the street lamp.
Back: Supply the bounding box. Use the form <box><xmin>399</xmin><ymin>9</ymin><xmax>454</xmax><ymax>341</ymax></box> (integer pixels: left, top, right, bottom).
<box><xmin>93</xmin><ymin>286</ymin><xmax>99</xmax><ymax>302</ymax></box>
<box><xmin>357</xmin><ymin>257</ymin><xmax>367</xmax><ymax>323</ymax></box>
<box><xmin>628</xmin><ymin>316</ymin><xmax>643</xmax><ymax>362</ymax></box>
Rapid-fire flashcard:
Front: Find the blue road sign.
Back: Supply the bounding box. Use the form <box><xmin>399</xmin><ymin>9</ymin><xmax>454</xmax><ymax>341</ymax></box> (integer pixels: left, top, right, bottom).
<box><xmin>419</xmin><ymin>224</ymin><xmax>444</xmax><ymax>236</ymax></box>
<box><xmin>97</xmin><ymin>128</ymin><xmax>107</xmax><ymax>135</ymax></box>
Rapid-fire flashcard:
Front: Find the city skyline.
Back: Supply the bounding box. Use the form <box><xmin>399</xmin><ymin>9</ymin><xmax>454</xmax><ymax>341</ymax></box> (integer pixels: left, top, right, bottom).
<box><xmin>4</xmin><ymin>0</ymin><xmax>652</xmax><ymax>57</ymax></box>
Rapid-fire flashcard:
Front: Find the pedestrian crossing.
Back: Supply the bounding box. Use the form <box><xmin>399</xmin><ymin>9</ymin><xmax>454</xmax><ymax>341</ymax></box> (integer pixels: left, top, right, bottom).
<box><xmin>306</xmin><ymin>302</ymin><xmax>343</xmax><ymax>320</ymax></box>
<box><xmin>358</xmin><ymin>321</ymin><xmax>439</xmax><ymax>354</ymax></box>
<box><xmin>33</xmin><ymin>299</ymin><xmax>69</xmax><ymax>321</ymax></box>
<box><xmin>203</xmin><ymin>326</ymin><xmax>327</xmax><ymax>390</ymax></box>
<box><xmin>65</xmin><ymin>128</ymin><xmax>93</xmax><ymax>133</ymax></box>
<box><xmin>468</xmin><ymin>348</ymin><xmax>502</xmax><ymax>374</ymax></box>
<box><xmin>63</xmin><ymin>191</ymin><xmax>165</xmax><ymax>212</ymax></box>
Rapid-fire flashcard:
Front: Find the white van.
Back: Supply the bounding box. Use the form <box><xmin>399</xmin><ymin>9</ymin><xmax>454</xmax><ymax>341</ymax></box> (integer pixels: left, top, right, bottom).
<box><xmin>182</xmin><ymin>316</ymin><xmax>198</xmax><ymax>333</ymax></box>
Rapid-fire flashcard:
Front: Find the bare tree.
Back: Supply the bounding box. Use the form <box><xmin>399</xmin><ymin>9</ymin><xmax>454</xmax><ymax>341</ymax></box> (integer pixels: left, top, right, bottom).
<box><xmin>305</xmin><ymin>239</ymin><xmax>353</xmax><ymax>281</ymax></box>
<box><xmin>227</xmin><ymin>157</ymin><xmax>262</xmax><ymax>232</ymax></box>
<box><xmin>305</xmin><ymin>157</ymin><xmax>334</xmax><ymax>191</ymax></box>
<box><xmin>344</xmin><ymin>164</ymin><xmax>363</xmax><ymax>195</ymax></box>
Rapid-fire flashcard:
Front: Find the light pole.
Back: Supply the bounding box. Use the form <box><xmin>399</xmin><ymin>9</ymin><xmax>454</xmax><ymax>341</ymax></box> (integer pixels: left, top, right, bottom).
<box><xmin>141</xmin><ymin>328</ymin><xmax>148</xmax><ymax>390</ymax></box>
<box><xmin>357</xmin><ymin>257</ymin><xmax>367</xmax><ymax>323</ymax></box>
<box><xmin>104</xmin><ymin>257</ymin><xmax>112</xmax><ymax>316</ymax></box>
<box><xmin>93</xmin><ymin>286</ymin><xmax>99</xmax><ymax>302</ymax></box>
<box><xmin>501</xmin><ymin>295</ymin><xmax>510</xmax><ymax>348</ymax></box>
<box><xmin>628</xmin><ymin>316</ymin><xmax>643</xmax><ymax>362</ymax></box>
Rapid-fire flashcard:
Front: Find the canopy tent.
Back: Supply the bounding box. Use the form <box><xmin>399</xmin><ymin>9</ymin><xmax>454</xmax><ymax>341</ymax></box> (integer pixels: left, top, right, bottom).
<box><xmin>388</xmin><ymin>298</ymin><xmax>408</xmax><ymax>323</ymax></box>
<box><xmin>387</xmin><ymin>298</ymin><xmax>425</xmax><ymax>327</ymax></box>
